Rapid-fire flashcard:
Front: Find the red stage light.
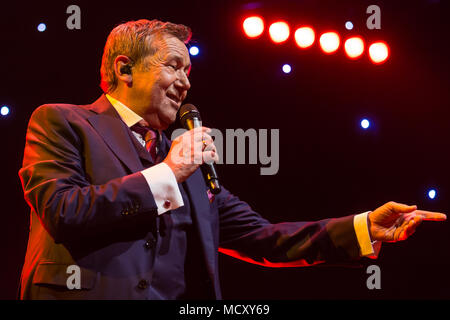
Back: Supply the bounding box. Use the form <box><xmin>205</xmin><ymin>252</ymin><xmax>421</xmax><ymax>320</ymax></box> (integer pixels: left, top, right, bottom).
<box><xmin>243</xmin><ymin>16</ymin><xmax>265</xmax><ymax>38</ymax></box>
<box><xmin>369</xmin><ymin>42</ymin><xmax>389</xmax><ymax>64</ymax></box>
<box><xmin>268</xmin><ymin>21</ymin><xmax>290</xmax><ymax>43</ymax></box>
<box><xmin>294</xmin><ymin>26</ymin><xmax>315</xmax><ymax>48</ymax></box>
<box><xmin>319</xmin><ymin>31</ymin><xmax>340</xmax><ymax>54</ymax></box>
<box><xmin>344</xmin><ymin>36</ymin><xmax>365</xmax><ymax>59</ymax></box>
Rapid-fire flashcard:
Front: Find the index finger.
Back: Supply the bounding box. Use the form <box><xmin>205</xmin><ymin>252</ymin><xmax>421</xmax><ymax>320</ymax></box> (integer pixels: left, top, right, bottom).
<box><xmin>192</xmin><ymin>127</ymin><xmax>212</xmax><ymax>134</ymax></box>
<box><xmin>415</xmin><ymin>210</ymin><xmax>447</xmax><ymax>221</ymax></box>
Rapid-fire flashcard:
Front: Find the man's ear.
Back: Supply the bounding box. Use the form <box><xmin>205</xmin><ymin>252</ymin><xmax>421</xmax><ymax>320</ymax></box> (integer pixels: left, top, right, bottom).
<box><xmin>114</xmin><ymin>55</ymin><xmax>133</xmax><ymax>87</ymax></box>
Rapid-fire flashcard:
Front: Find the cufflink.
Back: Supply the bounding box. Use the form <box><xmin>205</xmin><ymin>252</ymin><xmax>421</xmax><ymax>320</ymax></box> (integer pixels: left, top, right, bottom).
<box><xmin>163</xmin><ymin>200</ymin><xmax>171</xmax><ymax>209</ymax></box>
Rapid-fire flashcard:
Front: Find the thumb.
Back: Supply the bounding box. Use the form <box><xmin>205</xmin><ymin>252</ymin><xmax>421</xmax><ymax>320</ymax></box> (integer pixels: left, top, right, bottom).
<box><xmin>388</xmin><ymin>201</ymin><xmax>417</xmax><ymax>213</ymax></box>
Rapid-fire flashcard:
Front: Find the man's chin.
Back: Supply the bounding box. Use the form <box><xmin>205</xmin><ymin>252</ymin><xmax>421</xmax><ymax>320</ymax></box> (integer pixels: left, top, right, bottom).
<box><xmin>158</xmin><ymin>114</ymin><xmax>177</xmax><ymax>131</ymax></box>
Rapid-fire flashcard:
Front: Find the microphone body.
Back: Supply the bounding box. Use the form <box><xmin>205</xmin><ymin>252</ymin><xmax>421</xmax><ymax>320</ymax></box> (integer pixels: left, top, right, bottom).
<box><xmin>179</xmin><ymin>104</ymin><xmax>221</xmax><ymax>194</ymax></box>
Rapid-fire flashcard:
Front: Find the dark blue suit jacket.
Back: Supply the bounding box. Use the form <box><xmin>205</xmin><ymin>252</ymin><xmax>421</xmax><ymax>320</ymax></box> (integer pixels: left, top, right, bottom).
<box><xmin>18</xmin><ymin>95</ymin><xmax>361</xmax><ymax>299</ymax></box>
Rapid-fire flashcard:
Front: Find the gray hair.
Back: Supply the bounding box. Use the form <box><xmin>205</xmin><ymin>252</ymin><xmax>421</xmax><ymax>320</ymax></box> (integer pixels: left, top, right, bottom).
<box><xmin>100</xmin><ymin>19</ymin><xmax>192</xmax><ymax>93</ymax></box>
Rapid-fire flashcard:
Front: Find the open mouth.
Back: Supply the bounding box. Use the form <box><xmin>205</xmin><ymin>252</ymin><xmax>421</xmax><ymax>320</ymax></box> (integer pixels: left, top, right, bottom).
<box><xmin>166</xmin><ymin>93</ymin><xmax>181</xmax><ymax>106</ymax></box>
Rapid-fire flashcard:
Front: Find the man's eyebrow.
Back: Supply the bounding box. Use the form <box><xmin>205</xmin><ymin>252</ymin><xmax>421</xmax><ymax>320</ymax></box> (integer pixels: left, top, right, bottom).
<box><xmin>168</xmin><ymin>54</ymin><xmax>188</xmax><ymax>64</ymax></box>
<box><xmin>167</xmin><ymin>54</ymin><xmax>191</xmax><ymax>73</ymax></box>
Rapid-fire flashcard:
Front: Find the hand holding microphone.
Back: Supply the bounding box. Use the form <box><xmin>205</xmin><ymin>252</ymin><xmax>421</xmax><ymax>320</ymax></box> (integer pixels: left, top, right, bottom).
<box><xmin>163</xmin><ymin>104</ymin><xmax>221</xmax><ymax>194</ymax></box>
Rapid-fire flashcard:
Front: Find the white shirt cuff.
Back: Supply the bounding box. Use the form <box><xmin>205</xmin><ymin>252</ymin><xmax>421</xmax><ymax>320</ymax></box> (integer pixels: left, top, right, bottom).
<box><xmin>353</xmin><ymin>211</ymin><xmax>382</xmax><ymax>258</ymax></box>
<box><xmin>141</xmin><ymin>162</ymin><xmax>184</xmax><ymax>215</ymax></box>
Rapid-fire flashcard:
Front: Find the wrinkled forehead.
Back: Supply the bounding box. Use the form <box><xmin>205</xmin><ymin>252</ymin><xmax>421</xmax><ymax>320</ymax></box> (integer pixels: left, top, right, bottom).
<box><xmin>147</xmin><ymin>34</ymin><xmax>191</xmax><ymax>63</ymax></box>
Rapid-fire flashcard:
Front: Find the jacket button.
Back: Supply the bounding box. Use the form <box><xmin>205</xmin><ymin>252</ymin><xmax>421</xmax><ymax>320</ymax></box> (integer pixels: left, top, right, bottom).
<box><xmin>144</xmin><ymin>239</ymin><xmax>156</xmax><ymax>249</ymax></box>
<box><xmin>137</xmin><ymin>279</ymin><xmax>149</xmax><ymax>290</ymax></box>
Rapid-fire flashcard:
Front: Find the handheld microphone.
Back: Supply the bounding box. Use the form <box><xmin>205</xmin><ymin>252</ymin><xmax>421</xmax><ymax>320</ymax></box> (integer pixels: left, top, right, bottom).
<box><xmin>179</xmin><ymin>104</ymin><xmax>221</xmax><ymax>194</ymax></box>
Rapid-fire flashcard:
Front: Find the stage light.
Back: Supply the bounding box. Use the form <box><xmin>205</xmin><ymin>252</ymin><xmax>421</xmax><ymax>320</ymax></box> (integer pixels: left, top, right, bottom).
<box><xmin>319</xmin><ymin>32</ymin><xmax>340</xmax><ymax>54</ymax></box>
<box><xmin>269</xmin><ymin>21</ymin><xmax>290</xmax><ymax>43</ymax></box>
<box><xmin>189</xmin><ymin>46</ymin><xmax>199</xmax><ymax>56</ymax></box>
<box><xmin>428</xmin><ymin>189</ymin><xmax>437</xmax><ymax>200</ymax></box>
<box><xmin>345</xmin><ymin>21</ymin><xmax>354</xmax><ymax>30</ymax></box>
<box><xmin>37</xmin><ymin>23</ymin><xmax>46</xmax><ymax>32</ymax></box>
<box><xmin>1</xmin><ymin>106</ymin><xmax>10</xmax><ymax>116</ymax></box>
<box><xmin>282</xmin><ymin>64</ymin><xmax>292</xmax><ymax>73</ymax></box>
<box><xmin>294</xmin><ymin>27</ymin><xmax>315</xmax><ymax>48</ymax></box>
<box><xmin>369</xmin><ymin>42</ymin><xmax>389</xmax><ymax>64</ymax></box>
<box><xmin>344</xmin><ymin>37</ymin><xmax>365</xmax><ymax>59</ymax></box>
<box><xmin>243</xmin><ymin>16</ymin><xmax>265</xmax><ymax>38</ymax></box>
<box><xmin>360</xmin><ymin>119</ymin><xmax>370</xmax><ymax>129</ymax></box>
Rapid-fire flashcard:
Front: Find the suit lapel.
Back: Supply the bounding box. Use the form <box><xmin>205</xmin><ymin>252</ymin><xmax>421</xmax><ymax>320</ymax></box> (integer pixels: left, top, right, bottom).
<box><xmin>126</xmin><ymin>129</ymin><xmax>155</xmax><ymax>167</ymax></box>
<box><xmin>184</xmin><ymin>171</ymin><xmax>216</xmax><ymax>280</ymax></box>
<box><xmin>86</xmin><ymin>95</ymin><xmax>148</xmax><ymax>173</ymax></box>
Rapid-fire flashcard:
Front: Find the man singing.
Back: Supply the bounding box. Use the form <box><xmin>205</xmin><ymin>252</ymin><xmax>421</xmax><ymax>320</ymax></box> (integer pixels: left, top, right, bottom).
<box><xmin>18</xmin><ymin>19</ymin><xmax>446</xmax><ymax>299</ymax></box>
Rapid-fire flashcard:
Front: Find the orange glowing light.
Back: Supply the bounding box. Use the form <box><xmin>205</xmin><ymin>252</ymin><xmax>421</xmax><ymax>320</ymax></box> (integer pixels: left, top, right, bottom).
<box><xmin>344</xmin><ymin>36</ymin><xmax>365</xmax><ymax>59</ymax></box>
<box><xmin>294</xmin><ymin>26</ymin><xmax>315</xmax><ymax>48</ymax></box>
<box><xmin>369</xmin><ymin>41</ymin><xmax>390</xmax><ymax>64</ymax></box>
<box><xmin>268</xmin><ymin>21</ymin><xmax>290</xmax><ymax>43</ymax></box>
<box><xmin>319</xmin><ymin>31</ymin><xmax>340</xmax><ymax>54</ymax></box>
<box><xmin>243</xmin><ymin>16</ymin><xmax>265</xmax><ymax>38</ymax></box>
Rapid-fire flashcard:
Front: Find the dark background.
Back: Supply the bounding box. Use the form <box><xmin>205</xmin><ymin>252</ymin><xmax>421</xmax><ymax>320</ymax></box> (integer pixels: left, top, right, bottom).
<box><xmin>1</xmin><ymin>0</ymin><xmax>449</xmax><ymax>299</ymax></box>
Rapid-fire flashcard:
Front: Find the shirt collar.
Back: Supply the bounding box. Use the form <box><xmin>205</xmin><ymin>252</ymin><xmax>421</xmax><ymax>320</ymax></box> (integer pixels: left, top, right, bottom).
<box><xmin>105</xmin><ymin>94</ymin><xmax>143</xmax><ymax>128</ymax></box>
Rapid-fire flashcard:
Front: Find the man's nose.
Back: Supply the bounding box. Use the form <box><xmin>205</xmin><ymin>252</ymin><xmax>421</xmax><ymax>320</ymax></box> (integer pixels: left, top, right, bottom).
<box><xmin>176</xmin><ymin>71</ymin><xmax>191</xmax><ymax>91</ymax></box>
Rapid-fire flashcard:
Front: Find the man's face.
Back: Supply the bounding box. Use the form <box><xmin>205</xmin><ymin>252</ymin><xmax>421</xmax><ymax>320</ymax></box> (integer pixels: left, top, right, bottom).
<box><xmin>130</xmin><ymin>35</ymin><xmax>191</xmax><ymax>130</ymax></box>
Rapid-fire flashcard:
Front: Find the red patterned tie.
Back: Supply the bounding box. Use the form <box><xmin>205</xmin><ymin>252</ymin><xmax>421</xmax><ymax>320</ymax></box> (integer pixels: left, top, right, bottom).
<box><xmin>131</xmin><ymin>124</ymin><xmax>159</xmax><ymax>160</ymax></box>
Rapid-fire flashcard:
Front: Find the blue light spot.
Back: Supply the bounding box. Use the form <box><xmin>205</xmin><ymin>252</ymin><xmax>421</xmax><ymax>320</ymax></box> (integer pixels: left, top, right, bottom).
<box><xmin>345</xmin><ymin>21</ymin><xmax>354</xmax><ymax>30</ymax></box>
<box><xmin>189</xmin><ymin>46</ymin><xmax>199</xmax><ymax>56</ymax></box>
<box><xmin>360</xmin><ymin>119</ymin><xmax>370</xmax><ymax>129</ymax></box>
<box><xmin>428</xmin><ymin>189</ymin><xmax>437</xmax><ymax>199</ymax></box>
<box><xmin>1</xmin><ymin>106</ymin><xmax>10</xmax><ymax>116</ymax></box>
<box><xmin>37</xmin><ymin>23</ymin><xmax>47</xmax><ymax>32</ymax></box>
<box><xmin>282</xmin><ymin>64</ymin><xmax>292</xmax><ymax>74</ymax></box>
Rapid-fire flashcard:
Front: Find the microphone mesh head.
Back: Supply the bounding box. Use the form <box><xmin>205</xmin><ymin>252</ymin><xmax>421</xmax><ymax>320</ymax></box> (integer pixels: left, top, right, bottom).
<box><xmin>179</xmin><ymin>104</ymin><xmax>201</xmax><ymax>126</ymax></box>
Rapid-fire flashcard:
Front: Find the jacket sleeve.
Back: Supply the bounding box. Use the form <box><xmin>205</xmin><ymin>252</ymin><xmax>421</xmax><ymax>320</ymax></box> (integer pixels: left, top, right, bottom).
<box><xmin>216</xmin><ymin>187</ymin><xmax>361</xmax><ymax>267</ymax></box>
<box><xmin>18</xmin><ymin>104</ymin><xmax>159</xmax><ymax>244</ymax></box>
